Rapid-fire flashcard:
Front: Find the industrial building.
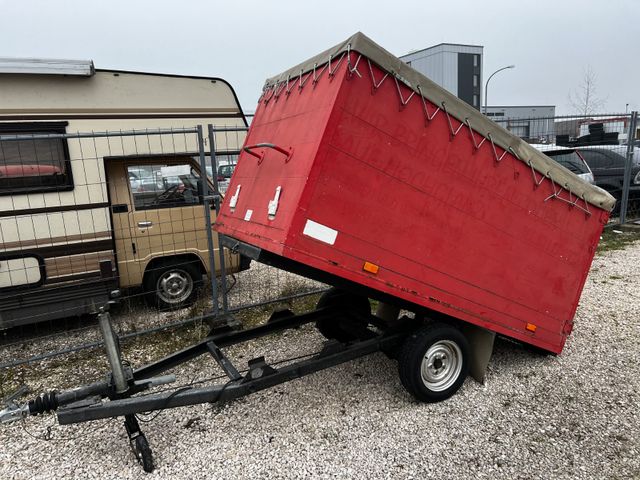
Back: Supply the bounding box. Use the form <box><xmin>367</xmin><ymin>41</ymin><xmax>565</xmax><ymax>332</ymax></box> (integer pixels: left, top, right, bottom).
<box><xmin>400</xmin><ymin>44</ymin><xmax>556</xmax><ymax>143</ymax></box>
<box><xmin>485</xmin><ymin>105</ymin><xmax>556</xmax><ymax>142</ymax></box>
<box><xmin>400</xmin><ymin>43</ymin><xmax>483</xmax><ymax>110</ymax></box>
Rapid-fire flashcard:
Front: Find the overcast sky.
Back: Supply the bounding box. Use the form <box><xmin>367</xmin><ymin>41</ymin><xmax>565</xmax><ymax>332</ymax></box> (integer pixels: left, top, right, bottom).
<box><xmin>1</xmin><ymin>0</ymin><xmax>637</xmax><ymax>115</ymax></box>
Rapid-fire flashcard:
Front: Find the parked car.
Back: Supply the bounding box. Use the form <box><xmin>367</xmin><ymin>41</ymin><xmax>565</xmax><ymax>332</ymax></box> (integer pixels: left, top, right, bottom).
<box><xmin>531</xmin><ymin>145</ymin><xmax>595</xmax><ymax>184</ymax></box>
<box><xmin>592</xmin><ymin>144</ymin><xmax>640</xmax><ymax>166</ymax></box>
<box><xmin>204</xmin><ymin>163</ymin><xmax>234</xmax><ymax>194</ymax></box>
<box><xmin>217</xmin><ymin>163</ymin><xmax>236</xmax><ymax>192</ymax></box>
<box><xmin>128</xmin><ymin>166</ymin><xmax>165</xmax><ymax>193</ymax></box>
<box><xmin>576</xmin><ymin>147</ymin><xmax>640</xmax><ymax>214</ymax></box>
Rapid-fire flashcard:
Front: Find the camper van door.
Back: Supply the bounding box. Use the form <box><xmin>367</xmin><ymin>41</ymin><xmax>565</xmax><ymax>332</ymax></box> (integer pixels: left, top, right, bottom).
<box><xmin>106</xmin><ymin>158</ymin><xmax>211</xmax><ymax>295</ymax></box>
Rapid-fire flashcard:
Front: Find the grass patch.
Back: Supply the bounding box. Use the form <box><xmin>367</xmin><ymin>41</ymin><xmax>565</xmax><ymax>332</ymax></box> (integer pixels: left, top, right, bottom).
<box><xmin>597</xmin><ymin>229</ymin><xmax>640</xmax><ymax>254</ymax></box>
<box><xmin>233</xmin><ymin>292</ymin><xmax>322</xmax><ymax>329</ymax></box>
<box><xmin>0</xmin><ymin>320</ymin><xmax>209</xmax><ymax>400</ymax></box>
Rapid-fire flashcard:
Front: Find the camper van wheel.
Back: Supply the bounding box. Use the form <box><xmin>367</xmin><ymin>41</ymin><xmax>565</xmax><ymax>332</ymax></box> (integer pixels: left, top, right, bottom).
<box><xmin>398</xmin><ymin>323</ymin><xmax>469</xmax><ymax>402</ymax></box>
<box><xmin>315</xmin><ymin>288</ymin><xmax>371</xmax><ymax>342</ymax></box>
<box><xmin>145</xmin><ymin>260</ymin><xmax>201</xmax><ymax>309</ymax></box>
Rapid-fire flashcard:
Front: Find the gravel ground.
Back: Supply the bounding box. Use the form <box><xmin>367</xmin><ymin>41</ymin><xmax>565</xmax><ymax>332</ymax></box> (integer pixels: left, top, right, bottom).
<box><xmin>0</xmin><ymin>240</ymin><xmax>639</xmax><ymax>479</ymax></box>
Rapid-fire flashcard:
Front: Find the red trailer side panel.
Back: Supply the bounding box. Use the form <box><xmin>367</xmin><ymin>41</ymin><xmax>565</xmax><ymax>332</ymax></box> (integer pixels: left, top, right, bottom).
<box><xmin>216</xmin><ymin>35</ymin><xmax>610</xmax><ymax>354</ymax></box>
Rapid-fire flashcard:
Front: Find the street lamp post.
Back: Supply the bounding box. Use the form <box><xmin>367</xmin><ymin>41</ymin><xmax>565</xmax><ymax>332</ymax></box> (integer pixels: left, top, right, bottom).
<box><xmin>484</xmin><ymin>65</ymin><xmax>515</xmax><ymax>115</ymax></box>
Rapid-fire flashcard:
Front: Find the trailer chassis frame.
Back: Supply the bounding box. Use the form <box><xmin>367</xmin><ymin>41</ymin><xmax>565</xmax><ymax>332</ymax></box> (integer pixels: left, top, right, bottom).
<box><xmin>2</xmin><ymin>302</ymin><xmax>417</xmax><ymax>472</ymax></box>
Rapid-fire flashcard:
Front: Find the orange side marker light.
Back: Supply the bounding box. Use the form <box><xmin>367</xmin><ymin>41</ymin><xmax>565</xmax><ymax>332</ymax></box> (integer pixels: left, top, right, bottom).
<box><xmin>525</xmin><ymin>323</ymin><xmax>537</xmax><ymax>333</ymax></box>
<box><xmin>363</xmin><ymin>261</ymin><xmax>379</xmax><ymax>274</ymax></box>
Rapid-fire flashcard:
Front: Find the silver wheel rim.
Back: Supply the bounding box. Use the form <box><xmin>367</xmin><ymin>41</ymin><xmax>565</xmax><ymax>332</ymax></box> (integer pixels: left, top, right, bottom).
<box><xmin>420</xmin><ymin>340</ymin><xmax>463</xmax><ymax>392</ymax></box>
<box><xmin>157</xmin><ymin>269</ymin><xmax>193</xmax><ymax>304</ymax></box>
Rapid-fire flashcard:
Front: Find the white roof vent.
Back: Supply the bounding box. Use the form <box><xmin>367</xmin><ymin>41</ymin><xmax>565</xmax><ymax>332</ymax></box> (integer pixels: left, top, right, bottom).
<box><xmin>0</xmin><ymin>57</ymin><xmax>95</xmax><ymax>76</ymax></box>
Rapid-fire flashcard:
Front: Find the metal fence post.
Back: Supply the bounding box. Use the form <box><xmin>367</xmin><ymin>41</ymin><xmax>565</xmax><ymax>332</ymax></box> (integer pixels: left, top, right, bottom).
<box><xmin>207</xmin><ymin>124</ymin><xmax>229</xmax><ymax>313</ymax></box>
<box><xmin>619</xmin><ymin>111</ymin><xmax>638</xmax><ymax>224</ymax></box>
<box><xmin>196</xmin><ymin>125</ymin><xmax>219</xmax><ymax>316</ymax></box>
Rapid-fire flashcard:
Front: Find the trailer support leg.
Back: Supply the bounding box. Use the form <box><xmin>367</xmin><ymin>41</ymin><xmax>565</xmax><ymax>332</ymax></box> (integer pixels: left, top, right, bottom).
<box><xmin>124</xmin><ymin>414</ymin><xmax>154</xmax><ymax>472</ymax></box>
<box><xmin>97</xmin><ymin>308</ymin><xmax>128</xmax><ymax>394</ymax></box>
<box><xmin>375</xmin><ymin>302</ymin><xmax>400</xmax><ymax>324</ymax></box>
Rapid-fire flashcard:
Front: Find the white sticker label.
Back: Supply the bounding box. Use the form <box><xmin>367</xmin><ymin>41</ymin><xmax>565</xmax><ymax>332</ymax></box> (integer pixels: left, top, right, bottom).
<box><xmin>303</xmin><ymin>219</ymin><xmax>338</xmax><ymax>245</ymax></box>
<box><xmin>244</xmin><ymin>209</ymin><xmax>253</xmax><ymax>221</ymax></box>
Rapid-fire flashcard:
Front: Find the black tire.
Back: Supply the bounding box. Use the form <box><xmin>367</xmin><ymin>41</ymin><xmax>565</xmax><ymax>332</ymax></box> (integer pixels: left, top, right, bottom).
<box><xmin>315</xmin><ymin>287</ymin><xmax>370</xmax><ymax>342</ymax></box>
<box><xmin>135</xmin><ymin>435</ymin><xmax>154</xmax><ymax>473</ymax></box>
<box><xmin>610</xmin><ymin>190</ymin><xmax>622</xmax><ymax>216</ymax></box>
<box><xmin>144</xmin><ymin>260</ymin><xmax>202</xmax><ymax>310</ymax></box>
<box><xmin>398</xmin><ymin>323</ymin><xmax>469</xmax><ymax>403</ymax></box>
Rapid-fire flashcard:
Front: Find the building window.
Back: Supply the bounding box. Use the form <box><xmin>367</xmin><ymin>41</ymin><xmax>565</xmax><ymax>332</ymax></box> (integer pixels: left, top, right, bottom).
<box><xmin>473</xmin><ymin>74</ymin><xmax>479</xmax><ymax>88</ymax></box>
<box><xmin>473</xmin><ymin>55</ymin><xmax>479</xmax><ymax>67</ymax></box>
<box><xmin>0</xmin><ymin>122</ymin><xmax>73</xmax><ymax>195</ymax></box>
<box><xmin>406</xmin><ymin>60</ymin><xmax>412</xmax><ymax>67</ymax></box>
<box><xmin>473</xmin><ymin>94</ymin><xmax>479</xmax><ymax>107</ymax></box>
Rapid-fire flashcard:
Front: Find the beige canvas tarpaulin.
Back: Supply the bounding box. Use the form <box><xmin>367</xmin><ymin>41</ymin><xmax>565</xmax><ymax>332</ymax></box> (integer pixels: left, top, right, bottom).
<box><xmin>264</xmin><ymin>32</ymin><xmax>615</xmax><ymax>212</ymax></box>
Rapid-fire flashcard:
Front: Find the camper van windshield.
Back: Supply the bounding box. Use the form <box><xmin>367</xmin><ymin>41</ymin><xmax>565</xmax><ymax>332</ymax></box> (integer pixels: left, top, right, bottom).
<box><xmin>0</xmin><ymin>124</ymin><xmax>72</xmax><ymax>194</ymax></box>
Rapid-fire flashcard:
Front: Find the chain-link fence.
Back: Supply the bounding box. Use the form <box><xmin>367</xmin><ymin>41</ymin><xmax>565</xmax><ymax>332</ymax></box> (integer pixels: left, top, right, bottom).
<box><xmin>491</xmin><ymin>112</ymin><xmax>640</xmax><ymax>224</ymax></box>
<box><xmin>0</xmin><ymin>125</ymin><xmax>325</xmax><ymax>370</ymax></box>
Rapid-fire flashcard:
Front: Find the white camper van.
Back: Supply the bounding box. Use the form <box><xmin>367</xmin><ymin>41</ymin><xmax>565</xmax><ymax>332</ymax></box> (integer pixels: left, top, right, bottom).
<box><xmin>0</xmin><ymin>58</ymin><xmax>249</xmax><ymax>328</ymax></box>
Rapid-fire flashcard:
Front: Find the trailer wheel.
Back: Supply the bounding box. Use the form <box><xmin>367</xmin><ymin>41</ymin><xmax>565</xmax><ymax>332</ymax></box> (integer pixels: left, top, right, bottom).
<box><xmin>134</xmin><ymin>434</ymin><xmax>154</xmax><ymax>473</ymax></box>
<box><xmin>398</xmin><ymin>323</ymin><xmax>469</xmax><ymax>402</ymax></box>
<box><xmin>315</xmin><ymin>288</ymin><xmax>370</xmax><ymax>342</ymax></box>
<box><xmin>145</xmin><ymin>260</ymin><xmax>201</xmax><ymax>310</ymax></box>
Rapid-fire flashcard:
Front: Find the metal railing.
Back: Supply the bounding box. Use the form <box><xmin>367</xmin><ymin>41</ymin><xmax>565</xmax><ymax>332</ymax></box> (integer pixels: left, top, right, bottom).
<box><xmin>491</xmin><ymin>112</ymin><xmax>640</xmax><ymax>224</ymax></box>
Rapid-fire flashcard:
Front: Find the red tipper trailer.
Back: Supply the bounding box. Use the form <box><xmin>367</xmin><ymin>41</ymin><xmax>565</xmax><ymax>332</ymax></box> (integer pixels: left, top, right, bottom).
<box><xmin>0</xmin><ymin>35</ymin><xmax>619</xmax><ymax>464</ymax></box>
<box><xmin>215</xmin><ymin>32</ymin><xmax>614</xmax><ymax>357</ymax></box>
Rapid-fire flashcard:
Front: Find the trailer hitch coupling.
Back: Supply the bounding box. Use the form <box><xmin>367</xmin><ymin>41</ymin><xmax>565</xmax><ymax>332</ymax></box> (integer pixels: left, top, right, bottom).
<box><xmin>0</xmin><ymin>403</ymin><xmax>30</xmax><ymax>424</ymax></box>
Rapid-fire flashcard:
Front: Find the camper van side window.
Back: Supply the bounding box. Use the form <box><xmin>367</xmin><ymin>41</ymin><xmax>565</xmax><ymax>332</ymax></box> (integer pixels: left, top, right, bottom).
<box><xmin>128</xmin><ymin>163</ymin><xmax>203</xmax><ymax>210</ymax></box>
<box><xmin>0</xmin><ymin>122</ymin><xmax>72</xmax><ymax>194</ymax></box>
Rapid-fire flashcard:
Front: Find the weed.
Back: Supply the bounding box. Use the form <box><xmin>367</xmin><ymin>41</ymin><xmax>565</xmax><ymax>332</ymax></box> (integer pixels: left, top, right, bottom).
<box><xmin>597</xmin><ymin>229</ymin><xmax>640</xmax><ymax>254</ymax></box>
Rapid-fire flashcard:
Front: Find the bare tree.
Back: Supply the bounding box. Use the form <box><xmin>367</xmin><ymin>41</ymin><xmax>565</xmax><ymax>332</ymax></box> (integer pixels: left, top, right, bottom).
<box><xmin>568</xmin><ymin>66</ymin><xmax>607</xmax><ymax>116</ymax></box>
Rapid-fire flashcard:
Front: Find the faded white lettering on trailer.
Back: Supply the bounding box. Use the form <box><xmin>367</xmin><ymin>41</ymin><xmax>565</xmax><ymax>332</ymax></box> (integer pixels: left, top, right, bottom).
<box><xmin>303</xmin><ymin>219</ymin><xmax>338</xmax><ymax>245</ymax></box>
<box><xmin>244</xmin><ymin>209</ymin><xmax>253</xmax><ymax>221</ymax></box>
